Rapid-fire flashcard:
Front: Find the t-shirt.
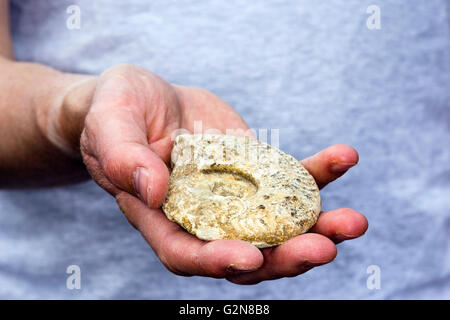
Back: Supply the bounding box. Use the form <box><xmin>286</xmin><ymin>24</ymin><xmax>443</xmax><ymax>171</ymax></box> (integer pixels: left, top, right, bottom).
<box><xmin>1</xmin><ymin>0</ymin><xmax>449</xmax><ymax>299</ymax></box>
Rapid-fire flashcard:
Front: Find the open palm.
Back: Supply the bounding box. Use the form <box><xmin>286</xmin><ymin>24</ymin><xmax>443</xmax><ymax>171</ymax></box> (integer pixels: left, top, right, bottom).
<box><xmin>80</xmin><ymin>64</ymin><xmax>368</xmax><ymax>285</ymax></box>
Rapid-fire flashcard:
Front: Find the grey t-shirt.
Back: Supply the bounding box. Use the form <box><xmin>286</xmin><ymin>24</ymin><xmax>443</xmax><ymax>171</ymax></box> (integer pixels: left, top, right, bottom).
<box><xmin>1</xmin><ymin>0</ymin><xmax>449</xmax><ymax>299</ymax></box>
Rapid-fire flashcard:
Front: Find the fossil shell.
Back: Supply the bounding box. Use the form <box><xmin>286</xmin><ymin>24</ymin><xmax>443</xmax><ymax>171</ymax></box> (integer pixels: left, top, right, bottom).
<box><xmin>162</xmin><ymin>134</ymin><xmax>321</xmax><ymax>248</ymax></box>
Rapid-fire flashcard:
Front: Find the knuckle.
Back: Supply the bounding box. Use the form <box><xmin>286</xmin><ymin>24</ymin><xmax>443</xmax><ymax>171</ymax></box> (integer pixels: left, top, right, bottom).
<box><xmin>191</xmin><ymin>87</ymin><xmax>218</xmax><ymax>100</ymax></box>
<box><xmin>98</xmin><ymin>144</ymin><xmax>130</xmax><ymax>183</ymax></box>
<box><xmin>158</xmin><ymin>252</ymin><xmax>172</xmax><ymax>271</ymax></box>
<box><xmin>103</xmin><ymin>153</ymin><xmax>123</xmax><ymax>180</ymax></box>
<box><xmin>159</xmin><ymin>253</ymin><xmax>191</xmax><ymax>277</ymax></box>
<box><xmin>102</xmin><ymin>63</ymin><xmax>137</xmax><ymax>77</ymax></box>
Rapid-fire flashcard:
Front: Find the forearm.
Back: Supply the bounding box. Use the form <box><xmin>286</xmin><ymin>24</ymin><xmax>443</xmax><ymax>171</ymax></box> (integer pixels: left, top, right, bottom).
<box><xmin>0</xmin><ymin>57</ymin><xmax>97</xmax><ymax>187</ymax></box>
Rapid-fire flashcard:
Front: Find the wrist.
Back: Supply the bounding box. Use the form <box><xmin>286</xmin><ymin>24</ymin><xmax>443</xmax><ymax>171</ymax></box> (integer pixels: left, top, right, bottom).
<box><xmin>41</xmin><ymin>74</ymin><xmax>97</xmax><ymax>158</ymax></box>
<box><xmin>58</xmin><ymin>76</ymin><xmax>97</xmax><ymax>156</ymax></box>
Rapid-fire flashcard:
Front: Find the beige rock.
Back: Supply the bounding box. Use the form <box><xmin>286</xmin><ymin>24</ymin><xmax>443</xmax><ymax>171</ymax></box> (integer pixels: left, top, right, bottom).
<box><xmin>162</xmin><ymin>134</ymin><xmax>321</xmax><ymax>248</ymax></box>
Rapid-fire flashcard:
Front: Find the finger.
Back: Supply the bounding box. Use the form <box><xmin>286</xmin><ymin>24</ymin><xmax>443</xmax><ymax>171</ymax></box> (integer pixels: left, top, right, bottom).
<box><xmin>227</xmin><ymin>233</ymin><xmax>337</xmax><ymax>285</ymax></box>
<box><xmin>309</xmin><ymin>208</ymin><xmax>368</xmax><ymax>243</ymax></box>
<box><xmin>116</xmin><ymin>192</ymin><xmax>264</xmax><ymax>277</ymax></box>
<box><xmin>83</xmin><ymin>71</ymin><xmax>171</xmax><ymax>208</ymax></box>
<box><xmin>301</xmin><ymin>144</ymin><xmax>359</xmax><ymax>189</ymax></box>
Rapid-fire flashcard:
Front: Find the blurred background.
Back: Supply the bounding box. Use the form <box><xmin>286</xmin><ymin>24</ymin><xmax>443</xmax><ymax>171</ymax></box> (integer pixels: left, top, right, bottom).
<box><xmin>0</xmin><ymin>0</ymin><xmax>449</xmax><ymax>299</ymax></box>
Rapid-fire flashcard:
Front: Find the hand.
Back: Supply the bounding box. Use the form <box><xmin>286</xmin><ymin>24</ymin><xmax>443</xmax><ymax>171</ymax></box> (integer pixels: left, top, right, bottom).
<box><xmin>79</xmin><ymin>64</ymin><xmax>368</xmax><ymax>284</ymax></box>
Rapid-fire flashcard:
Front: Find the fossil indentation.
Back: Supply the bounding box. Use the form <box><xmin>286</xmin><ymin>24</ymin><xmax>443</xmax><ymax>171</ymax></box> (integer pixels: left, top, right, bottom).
<box><xmin>201</xmin><ymin>166</ymin><xmax>258</xmax><ymax>198</ymax></box>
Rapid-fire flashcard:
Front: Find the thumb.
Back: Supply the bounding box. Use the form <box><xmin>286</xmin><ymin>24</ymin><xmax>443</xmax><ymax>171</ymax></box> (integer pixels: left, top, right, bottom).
<box><xmin>100</xmin><ymin>141</ymin><xmax>170</xmax><ymax>208</ymax></box>
<box><xmin>81</xmin><ymin>130</ymin><xmax>170</xmax><ymax>208</ymax></box>
<box><xmin>81</xmin><ymin>105</ymin><xmax>170</xmax><ymax>208</ymax></box>
<box><xmin>81</xmin><ymin>65</ymin><xmax>172</xmax><ymax>208</ymax></box>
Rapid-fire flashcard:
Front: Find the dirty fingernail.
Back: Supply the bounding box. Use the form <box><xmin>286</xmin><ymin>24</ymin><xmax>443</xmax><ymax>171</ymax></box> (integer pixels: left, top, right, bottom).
<box><xmin>226</xmin><ymin>264</ymin><xmax>257</xmax><ymax>275</ymax></box>
<box><xmin>333</xmin><ymin>233</ymin><xmax>354</xmax><ymax>242</ymax></box>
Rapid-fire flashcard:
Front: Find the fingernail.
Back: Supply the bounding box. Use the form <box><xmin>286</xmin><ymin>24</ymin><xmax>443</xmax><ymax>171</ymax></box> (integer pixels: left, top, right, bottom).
<box><xmin>330</xmin><ymin>162</ymin><xmax>356</xmax><ymax>173</ymax></box>
<box><xmin>333</xmin><ymin>233</ymin><xmax>354</xmax><ymax>242</ymax></box>
<box><xmin>302</xmin><ymin>260</ymin><xmax>328</xmax><ymax>268</ymax></box>
<box><xmin>226</xmin><ymin>264</ymin><xmax>257</xmax><ymax>275</ymax></box>
<box><xmin>133</xmin><ymin>167</ymin><xmax>151</xmax><ymax>205</ymax></box>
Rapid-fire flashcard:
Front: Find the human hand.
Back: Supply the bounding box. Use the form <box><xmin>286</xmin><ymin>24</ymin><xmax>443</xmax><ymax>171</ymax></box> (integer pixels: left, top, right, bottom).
<box><xmin>79</xmin><ymin>64</ymin><xmax>253</xmax><ymax>205</ymax></box>
<box><xmin>78</xmin><ymin>64</ymin><xmax>367</xmax><ymax>284</ymax></box>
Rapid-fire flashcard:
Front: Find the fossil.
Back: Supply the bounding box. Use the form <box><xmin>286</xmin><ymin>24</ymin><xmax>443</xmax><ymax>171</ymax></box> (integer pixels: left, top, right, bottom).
<box><xmin>162</xmin><ymin>134</ymin><xmax>321</xmax><ymax>248</ymax></box>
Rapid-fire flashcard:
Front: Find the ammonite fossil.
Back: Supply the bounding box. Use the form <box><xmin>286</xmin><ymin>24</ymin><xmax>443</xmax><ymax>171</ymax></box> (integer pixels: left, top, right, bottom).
<box><xmin>162</xmin><ymin>134</ymin><xmax>321</xmax><ymax>248</ymax></box>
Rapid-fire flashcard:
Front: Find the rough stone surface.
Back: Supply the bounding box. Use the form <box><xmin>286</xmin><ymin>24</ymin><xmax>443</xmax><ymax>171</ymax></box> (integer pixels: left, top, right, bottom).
<box><xmin>162</xmin><ymin>134</ymin><xmax>321</xmax><ymax>248</ymax></box>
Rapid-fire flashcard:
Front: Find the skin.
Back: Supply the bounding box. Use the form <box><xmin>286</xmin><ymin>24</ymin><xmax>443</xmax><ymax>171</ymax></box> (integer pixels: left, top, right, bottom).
<box><xmin>0</xmin><ymin>0</ymin><xmax>368</xmax><ymax>285</ymax></box>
